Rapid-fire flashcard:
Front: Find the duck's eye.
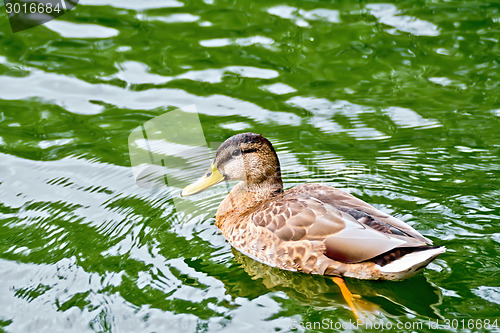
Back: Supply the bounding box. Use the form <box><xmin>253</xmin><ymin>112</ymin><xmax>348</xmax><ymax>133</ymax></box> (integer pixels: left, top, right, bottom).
<box><xmin>232</xmin><ymin>149</ymin><xmax>241</xmax><ymax>157</ymax></box>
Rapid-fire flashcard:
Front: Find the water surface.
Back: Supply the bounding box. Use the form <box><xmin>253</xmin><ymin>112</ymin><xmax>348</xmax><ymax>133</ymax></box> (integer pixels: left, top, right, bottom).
<box><xmin>0</xmin><ymin>0</ymin><xmax>499</xmax><ymax>332</ymax></box>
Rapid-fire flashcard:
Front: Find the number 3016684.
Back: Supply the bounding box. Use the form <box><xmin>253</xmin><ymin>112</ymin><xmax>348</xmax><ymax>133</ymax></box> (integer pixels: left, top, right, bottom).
<box><xmin>5</xmin><ymin>1</ymin><xmax>66</xmax><ymax>14</ymax></box>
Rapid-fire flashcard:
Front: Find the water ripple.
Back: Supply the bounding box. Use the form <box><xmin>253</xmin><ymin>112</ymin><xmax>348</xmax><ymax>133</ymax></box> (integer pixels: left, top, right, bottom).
<box><xmin>44</xmin><ymin>21</ymin><xmax>119</xmax><ymax>39</ymax></box>
<box><xmin>82</xmin><ymin>0</ymin><xmax>183</xmax><ymax>10</ymax></box>
<box><xmin>366</xmin><ymin>3</ymin><xmax>440</xmax><ymax>36</ymax></box>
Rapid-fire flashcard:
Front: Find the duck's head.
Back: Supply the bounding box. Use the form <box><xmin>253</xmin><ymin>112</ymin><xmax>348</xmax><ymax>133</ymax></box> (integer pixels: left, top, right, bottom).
<box><xmin>181</xmin><ymin>133</ymin><xmax>282</xmax><ymax>197</ymax></box>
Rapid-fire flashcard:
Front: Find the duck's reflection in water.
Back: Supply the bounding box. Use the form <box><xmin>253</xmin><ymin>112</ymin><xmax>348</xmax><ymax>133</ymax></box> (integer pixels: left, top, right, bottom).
<box><xmin>228</xmin><ymin>249</ymin><xmax>443</xmax><ymax>320</ymax></box>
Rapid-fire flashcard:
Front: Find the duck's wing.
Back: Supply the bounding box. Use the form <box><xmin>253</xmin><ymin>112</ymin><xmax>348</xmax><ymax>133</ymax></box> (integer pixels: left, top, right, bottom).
<box><xmin>252</xmin><ymin>191</ymin><xmax>429</xmax><ymax>264</ymax></box>
<box><xmin>293</xmin><ymin>184</ymin><xmax>432</xmax><ymax>244</ymax></box>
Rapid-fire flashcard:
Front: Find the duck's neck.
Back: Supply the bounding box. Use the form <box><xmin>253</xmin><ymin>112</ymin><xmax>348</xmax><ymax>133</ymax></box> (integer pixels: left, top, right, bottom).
<box><xmin>215</xmin><ymin>138</ymin><xmax>283</xmax><ymax>227</ymax></box>
<box><xmin>215</xmin><ymin>174</ymin><xmax>283</xmax><ymax>227</ymax></box>
<box><xmin>245</xmin><ymin>171</ymin><xmax>284</xmax><ymax>200</ymax></box>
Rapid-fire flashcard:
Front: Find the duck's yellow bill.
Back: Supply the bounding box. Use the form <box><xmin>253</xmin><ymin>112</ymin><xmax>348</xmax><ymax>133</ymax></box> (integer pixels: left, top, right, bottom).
<box><xmin>180</xmin><ymin>163</ymin><xmax>225</xmax><ymax>197</ymax></box>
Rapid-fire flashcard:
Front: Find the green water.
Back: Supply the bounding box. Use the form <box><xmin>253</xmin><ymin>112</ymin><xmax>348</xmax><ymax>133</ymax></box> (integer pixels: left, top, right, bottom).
<box><xmin>0</xmin><ymin>0</ymin><xmax>499</xmax><ymax>332</ymax></box>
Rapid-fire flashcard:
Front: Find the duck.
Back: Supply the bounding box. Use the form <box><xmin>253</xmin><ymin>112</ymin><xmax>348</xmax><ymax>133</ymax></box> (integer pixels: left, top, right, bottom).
<box><xmin>181</xmin><ymin>133</ymin><xmax>444</xmax><ymax>316</ymax></box>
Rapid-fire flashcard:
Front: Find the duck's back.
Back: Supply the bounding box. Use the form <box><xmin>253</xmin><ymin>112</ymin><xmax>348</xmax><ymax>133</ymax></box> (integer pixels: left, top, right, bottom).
<box><xmin>216</xmin><ymin>183</ymin><xmax>443</xmax><ymax>280</ymax></box>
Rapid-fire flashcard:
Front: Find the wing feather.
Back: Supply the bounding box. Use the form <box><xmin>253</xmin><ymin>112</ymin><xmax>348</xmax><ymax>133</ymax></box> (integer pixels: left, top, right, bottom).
<box><xmin>292</xmin><ymin>184</ymin><xmax>432</xmax><ymax>244</ymax></box>
<box><xmin>251</xmin><ymin>184</ymin><xmax>431</xmax><ymax>263</ymax></box>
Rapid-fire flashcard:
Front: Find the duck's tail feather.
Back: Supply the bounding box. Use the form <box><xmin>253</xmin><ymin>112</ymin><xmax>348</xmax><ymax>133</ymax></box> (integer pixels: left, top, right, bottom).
<box><xmin>376</xmin><ymin>246</ymin><xmax>445</xmax><ymax>280</ymax></box>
